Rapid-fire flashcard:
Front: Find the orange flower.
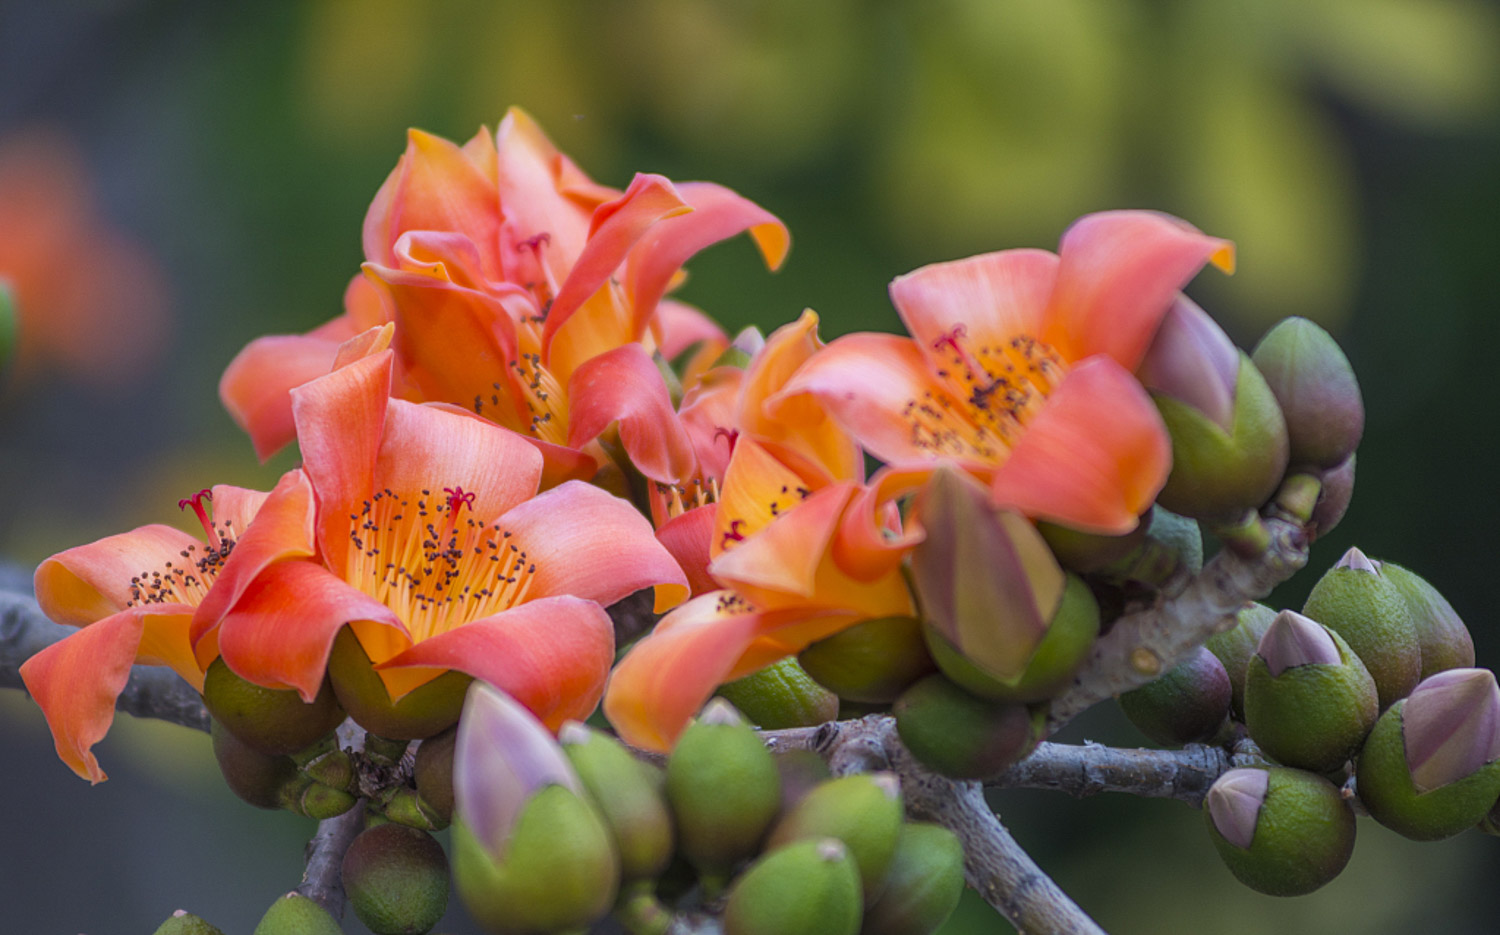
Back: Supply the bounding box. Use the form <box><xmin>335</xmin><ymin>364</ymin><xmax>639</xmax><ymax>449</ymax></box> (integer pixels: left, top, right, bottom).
<box><xmin>20</xmin><ymin>481</ymin><xmax>302</xmax><ymax>782</ymax></box>
<box><xmin>781</xmin><ymin>211</ymin><xmax>1234</xmax><ymax>535</ymax></box>
<box><xmin>222</xmin><ymin>108</ymin><xmax>788</xmax><ymax>486</ymax></box>
<box><xmin>195</xmin><ymin>328</ymin><xmax>689</xmax><ymax>735</ymax></box>
<box><xmin>0</xmin><ymin>129</ymin><xmax>168</xmax><ymax>387</ymax></box>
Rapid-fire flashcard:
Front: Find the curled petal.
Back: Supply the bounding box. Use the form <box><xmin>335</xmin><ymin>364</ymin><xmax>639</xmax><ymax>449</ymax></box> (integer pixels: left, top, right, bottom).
<box><xmin>1044</xmin><ymin>211</ymin><xmax>1235</xmax><ymax>371</ymax></box>
<box><xmin>219</xmin><ymin>323</ymin><xmax>353</xmax><ymax>461</ymax></box>
<box><xmin>623</xmin><ymin>180</ymin><xmax>790</xmax><ymax>337</ymax></box>
<box><xmin>35</xmin><ymin>525</ymin><xmax>201</xmax><ymax>625</ymax></box>
<box><xmin>890</xmin><ymin>249</ymin><xmax>1059</xmax><ymax>368</ymax></box>
<box><xmin>214</xmin><ymin>560</ymin><xmax>404</xmax><ymax>701</ymax></box>
<box><xmin>495</xmin><ymin>108</ymin><xmax>599</xmax><ymax>283</ymax></box>
<box><xmin>364</xmin><ymin>128</ymin><xmax>501</xmax><ymax>276</ymax></box>
<box><xmin>989</xmin><ymin>357</ymin><xmax>1170</xmax><ymax>535</ymax></box>
<box><xmin>750</xmin><ymin>310</ymin><xmax>862</xmax><ymax>486</ymax></box>
<box><xmin>656</xmin><ymin>504</ymin><xmax>717</xmax><ymax>596</ymax></box>
<box><xmin>835</xmin><ymin>465</ymin><xmax>930</xmax><ymax>581</ymax></box>
<box><xmin>566</xmin><ymin>343</ymin><xmax>697</xmax><ymax>485</ymax></box>
<box><xmin>20</xmin><ymin>607</ymin><xmax>192</xmax><ymax>783</ymax></box>
<box><xmin>779</xmin><ymin>333</ymin><xmax>993</xmax><ymax>471</ymax></box>
<box><xmin>378</xmin><ymin>596</ymin><xmax>615</xmax><ymax>730</ymax></box>
<box><xmin>496</xmin><ymin>480</ymin><xmax>690</xmax><ymax>613</ymax></box>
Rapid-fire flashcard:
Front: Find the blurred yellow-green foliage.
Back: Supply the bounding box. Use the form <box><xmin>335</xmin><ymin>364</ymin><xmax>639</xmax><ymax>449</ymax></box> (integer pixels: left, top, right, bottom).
<box><xmin>1</xmin><ymin>1</ymin><xmax>1498</xmax><ymax>932</ymax></box>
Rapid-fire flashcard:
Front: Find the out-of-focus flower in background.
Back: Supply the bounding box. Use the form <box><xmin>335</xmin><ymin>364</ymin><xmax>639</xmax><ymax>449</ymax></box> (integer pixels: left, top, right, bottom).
<box><xmin>0</xmin><ymin>129</ymin><xmax>169</xmax><ymax>388</ymax></box>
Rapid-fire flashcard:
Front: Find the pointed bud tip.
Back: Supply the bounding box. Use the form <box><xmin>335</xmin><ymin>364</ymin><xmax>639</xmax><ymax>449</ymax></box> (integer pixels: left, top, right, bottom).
<box><xmin>815</xmin><ymin>838</ymin><xmax>849</xmax><ymax>862</ymax></box>
<box><xmin>1335</xmin><ymin>547</ymin><xmax>1380</xmax><ymax>574</ymax></box>
<box><xmin>1207</xmin><ymin>768</ymin><xmax>1269</xmax><ymax>849</ymax></box>
<box><xmin>1258</xmin><ymin>611</ymin><xmax>1340</xmax><ymax>676</ymax></box>
<box><xmin>700</xmin><ymin>698</ymin><xmax>746</xmax><ymax>727</ymax></box>
<box><xmin>1405</xmin><ymin>669</ymin><xmax>1500</xmax><ymax>792</ymax></box>
<box><xmin>557</xmin><ymin>720</ymin><xmax>592</xmax><ymax>747</ymax></box>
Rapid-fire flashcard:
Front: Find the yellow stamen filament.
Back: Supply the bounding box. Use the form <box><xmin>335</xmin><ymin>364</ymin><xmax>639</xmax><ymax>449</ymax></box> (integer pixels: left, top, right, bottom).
<box><xmin>345</xmin><ymin>488</ymin><xmax>537</xmax><ymax>644</ymax></box>
<box><xmin>512</xmin><ymin>352</ymin><xmax>570</xmax><ymax>445</ymax></box>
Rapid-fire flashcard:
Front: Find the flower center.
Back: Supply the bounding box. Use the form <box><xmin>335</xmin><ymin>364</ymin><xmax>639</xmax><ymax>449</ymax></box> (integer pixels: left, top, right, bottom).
<box><xmin>345</xmin><ymin>485</ymin><xmax>537</xmax><ymax>643</ymax></box>
<box><xmin>906</xmin><ymin>326</ymin><xmax>1067</xmax><ymax>461</ymax></box>
<box><xmin>512</xmin><ymin>352</ymin><xmax>570</xmax><ymax>444</ymax></box>
<box><xmin>125</xmin><ymin>490</ymin><xmax>237</xmax><ymax>607</ymax></box>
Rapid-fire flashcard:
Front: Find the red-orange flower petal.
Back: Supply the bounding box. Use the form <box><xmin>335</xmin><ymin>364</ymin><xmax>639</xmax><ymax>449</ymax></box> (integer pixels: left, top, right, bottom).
<box><xmin>889</xmin><ymin>248</ymin><xmax>1059</xmax><ymax>368</ymax></box>
<box><xmin>1043</xmin><ymin>210</ymin><xmax>1235</xmax><ymax>371</ymax></box>
<box><xmin>655</xmin><ymin>504</ymin><xmax>717</xmax><ymax>596</ymax></box>
<box><xmin>566</xmin><ymin>343</ymin><xmax>697</xmax><ymax>485</ymax></box>
<box><xmin>377</xmin><ymin>595</ymin><xmax>614</xmax><ymax>730</ymax></box>
<box><xmin>987</xmin><ymin>356</ymin><xmax>1171</xmax><ymax>534</ymax></box>
<box><xmin>35</xmin><ymin>525</ymin><xmax>202</xmax><ymax>625</ymax></box>
<box><xmin>364</xmin><ymin>128</ymin><xmax>502</xmax><ymax>276</ymax></box>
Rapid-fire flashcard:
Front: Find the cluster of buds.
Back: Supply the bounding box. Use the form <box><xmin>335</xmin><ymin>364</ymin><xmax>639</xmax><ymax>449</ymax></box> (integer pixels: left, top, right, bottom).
<box><xmin>443</xmin><ymin>689</ymin><xmax>964</xmax><ymax>935</ymax></box>
<box><xmin>1122</xmin><ymin>547</ymin><xmax>1495</xmax><ymax>895</ymax></box>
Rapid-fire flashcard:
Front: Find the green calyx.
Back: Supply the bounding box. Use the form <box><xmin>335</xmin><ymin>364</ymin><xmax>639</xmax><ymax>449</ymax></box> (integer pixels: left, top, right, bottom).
<box><xmin>252</xmin><ymin>893</ymin><xmax>343</xmax><ymax>935</ymax></box>
<box><xmin>561</xmin><ymin>723</ymin><xmax>675</xmax><ymax>884</ymax></box>
<box><xmin>766</xmin><ymin>773</ymin><xmax>905</xmax><ymax>902</ymax></box>
<box><xmin>665</xmin><ymin>705</ymin><xmax>782</xmax><ymax>875</ymax></box>
<box><xmin>152</xmin><ymin>910</ymin><xmax>227</xmax><ymax>935</ymax></box>
<box><xmin>453</xmin><ymin>784</ymin><xmax>618</xmax><ymax>934</ymax></box>
<box><xmin>1302</xmin><ymin>554</ymin><xmax>1421</xmax><ymax>709</ymax></box>
<box><xmin>342</xmin><ymin>823</ymin><xmax>450</xmax><ymax>935</ymax></box>
<box><xmin>1356</xmin><ymin>700</ymin><xmax>1500</xmax><ymax>841</ymax></box>
<box><xmin>923</xmin><ymin>573</ymin><xmax>1099</xmax><ymax>704</ymax></box>
<box><xmin>1380</xmin><ymin>563</ymin><xmax>1475</xmax><ymax>679</ymax></box>
<box><xmin>894</xmin><ymin>675</ymin><xmax>1045</xmax><ymax>780</ymax></box>
<box><xmin>715</xmin><ymin>657</ymin><xmax>839</xmax><ymax>730</ymax></box>
<box><xmin>722</xmin><ymin>838</ymin><xmax>863</xmax><ymax>935</ymax></box>
<box><xmin>328</xmin><ymin>628</ymin><xmax>471</xmax><ymax>740</ymax></box>
<box><xmin>209</xmin><ymin>718</ymin><xmax>300</xmax><ymax>810</ymax></box>
<box><xmin>1205</xmin><ymin>602</ymin><xmax>1278</xmax><ymax>721</ymax></box>
<box><xmin>1205</xmin><ymin>767</ymin><xmax>1355</xmax><ymax>897</ymax></box>
<box><xmin>1118</xmin><ymin>646</ymin><xmax>1231</xmax><ymax>747</ymax></box>
<box><xmin>798</xmin><ymin>615</ymin><xmax>936</xmax><ymax>703</ymax></box>
<box><xmin>1154</xmin><ymin>353</ymin><xmax>1290</xmax><ymax>521</ymax></box>
<box><xmin>860</xmin><ymin>823</ymin><xmax>965</xmax><ymax>935</ymax></box>
<box><xmin>1243</xmin><ymin>626</ymin><xmax>1377</xmax><ymax>772</ymax></box>
<box><xmin>201</xmin><ymin>657</ymin><xmax>345</xmax><ymax>757</ymax></box>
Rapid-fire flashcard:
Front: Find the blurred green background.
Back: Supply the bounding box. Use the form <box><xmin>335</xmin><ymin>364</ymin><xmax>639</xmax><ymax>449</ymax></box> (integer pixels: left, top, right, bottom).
<box><xmin>2</xmin><ymin>1</ymin><xmax>1498</xmax><ymax>932</ymax></box>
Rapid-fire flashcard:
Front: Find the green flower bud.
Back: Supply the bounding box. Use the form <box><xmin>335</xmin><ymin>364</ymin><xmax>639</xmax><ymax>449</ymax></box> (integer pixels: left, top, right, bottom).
<box><xmin>1153</xmin><ymin>353</ymin><xmax>1290</xmax><ymax>521</ymax></box>
<box><xmin>252</xmin><ymin>893</ymin><xmax>343</xmax><ymax>935</ymax></box>
<box><xmin>913</xmin><ymin>469</ymin><xmax>1099</xmax><ymax>703</ymax></box>
<box><xmin>1205</xmin><ymin>602</ymin><xmax>1277</xmax><ymax>721</ymax></box>
<box><xmin>329</xmin><ymin>628</ymin><xmax>470</xmax><ymax>740</ymax></box>
<box><xmin>666</xmin><ymin>700</ymin><xmax>782</xmax><ymax>876</ymax></box>
<box><xmin>382</xmin><ymin>787</ymin><xmax>449</xmax><ymax>831</ymax></box>
<box><xmin>1309</xmin><ymin>455</ymin><xmax>1354</xmax><ymax>538</ymax></box>
<box><xmin>798</xmin><ymin>615</ymin><xmax>936</xmax><ymax>703</ymax></box>
<box><xmin>894</xmin><ymin>675</ymin><xmax>1045</xmax><ymax>780</ymax></box>
<box><xmin>1036</xmin><ymin>517</ymin><xmax>1148</xmax><ymax>574</ymax></box>
<box><xmin>452</xmin><ymin>683</ymin><xmax>617</xmax><ymax>933</ymax></box>
<box><xmin>1118</xmin><ymin>646</ymin><xmax>1231</xmax><ymax>747</ymax></box>
<box><xmin>1204</xmin><ymin>767</ymin><xmax>1354</xmax><ymax>897</ymax></box>
<box><xmin>1379</xmin><ymin>562</ymin><xmax>1475</xmax><ymax>678</ymax></box>
<box><xmin>152</xmin><ymin>910</ymin><xmax>227</xmax><ymax>935</ymax></box>
<box><xmin>722</xmin><ymin>839</ymin><xmax>862</xmax><ymax>935</ymax></box>
<box><xmin>413</xmin><ymin>726</ymin><xmax>457</xmax><ymax>825</ymax></box>
<box><xmin>300</xmin><ymin>748</ymin><xmax>355</xmax><ymax>793</ymax></box>
<box><xmin>342</xmin><ymin>823</ymin><xmax>450</xmax><ymax>935</ymax></box>
<box><xmin>1357</xmin><ymin>669</ymin><xmax>1500</xmax><ymax>840</ymax></box>
<box><xmin>300</xmin><ymin>781</ymin><xmax>359</xmax><ymax>821</ymax></box>
<box><xmin>210</xmin><ymin>718</ymin><xmax>300</xmax><ymax>810</ymax></box>
<box><xmin>860</xmin><ymin>823</ymin><xmax>965</xmax><ymax>935</ymax></box>
<box><xmin>1096</xmin><ymin>505</ymin><xmax>1204</xmax><ymax>587</ymax></box>
<box><xmin>201</xmin><ymin>657</ymin><xmax>345</xmax><ymax>756</ymax></box>
<box><xmin>560</xmin><ymin>721</ymin><xmax>675</xmax><ymax>884</ymax></box>
<box><xmin>716</xmin><ymin>657</ymin><xmax>839</xmax><ymax>729</ymax></box>
<box><xmin>1251</xmin><ymin>317</ymin><xmax>1363</xmax><ymax>470</ymax></box>
<box><xmin>1243</xmin><ymin>612</ymin><xmax>1377</xmax><ymax>772</ymax></box>
<box><xmin>1302</xmin><ymin>547</ymin><xmax>1421</xmax><ymax>709</ymax></box>
<box><xmin>767</xmin><ymin>773</ymin><xmax>904</xmax><ymax>902</ymax></box>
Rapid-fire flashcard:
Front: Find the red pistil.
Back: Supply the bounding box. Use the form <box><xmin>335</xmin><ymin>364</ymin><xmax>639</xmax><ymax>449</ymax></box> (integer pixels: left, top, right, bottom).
<box><xmin>720</xmin><ymin>518</ymin><xmax>747</xmax><ymax>548</ymax></box>
<box><xmin>444</xmin><ymin>486</ymin><xmax>477</xmax><ymax>516</ymax></box>
<box><xmin>177</xmin><ymin>488</ymin><xmax>222</xmax><ymax>551</ymax></box>
<box><xmin>713</xmin><ymin>427</ymin><xmax>740</xmax><ymax>452</ymax></box>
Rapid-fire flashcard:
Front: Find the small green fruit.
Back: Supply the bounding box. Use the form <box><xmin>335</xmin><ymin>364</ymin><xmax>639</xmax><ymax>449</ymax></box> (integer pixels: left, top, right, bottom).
<box><xmin>798</xmin><ymin>615</ymin><xmax>936</xmax><ymax>703</ymax></box>
<box><xmin>666</xmin><ymin>701</ymin><xmax>782</xmax><ymax>875</ymax></box>
<box><xmin>201</xmin><ymin>657</ymin><xmax>345</xmax><ymax>756</ymax></box>
<box><xmin>1118</xmin><ymin>646</ymin><xmax>1231</xmax><ymax>746</ymax></box>
<box><xmin>860</xmin><ymin>823</ymin><xmax>965</xmax><ymax>935</ymax></box>
<box><xmin>1251</xmin><ymin>317</ymin><xmax>1363</xmax><ymax>470</ymax></box>
<box><xmin>716</xmin><ymin>657</ymin><xmax>839</xmax><ymax>729</ymax></box>
<box><xmin>152</xmin><ymin>910</ymin><xmax>227</xmax><ymax>935</ymax></box>
<box><xmin>342</xmin><ymin>823</ymin><xmax>450</xmax><ymax>935</ymax></box>
<box><xmin>1205</xmin><ymin>602</ymin><xmax>1277</xmax><ymax>721</ymax></box>
<box><xmin>328</xmin><ymin>628</ymin><xmax>471</xmax><ymax>740</ymax></box>
<box><xmin>894</xmin><ymin>675</ymin><xmax>1045</xmax><ymax>780</ymax></box>
<box><xmin>252</xmin><ymin>892</ymin><xmax>343</xmax><ymax>935</ymax></box>
<box><xmin>1380</xmin><ymin>563</ymin><xmax>1474</xmax><ymax>678</ymax></box>
<box><xmin>722</xmin><ymin>839</ymin><xmax>862</xmax><ymax>935</ymax></box>
<box><xmin>413</xmin><ymin>726</ymin><xmax>457</xmax><ymax>825</ymax></box>
<box><xmin>210</xmin><ymin>718</ymin><xmax>299</xmax><ymax>810</ymax></box>
<box><xmin>1204</xmin><ymin>767</ymin><xmax>1355</xmax><ymax>897</ymax></box>
<box><xmin>766</xmin><ymin>773</ymin><xmax>904</xmax><ymax>902</ymax></box>
<box><xmin>561</xmin><ymin>722</ymin><xmax>675</xmax><ymax>883</ymax></box>
<box><xmin>1302</xmin><ymin>548</ymin><xmax>1421</xmax><ymax>709</ymax></box>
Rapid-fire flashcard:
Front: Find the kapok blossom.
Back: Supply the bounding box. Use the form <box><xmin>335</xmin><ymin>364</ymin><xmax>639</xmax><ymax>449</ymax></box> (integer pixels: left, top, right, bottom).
<box><xmin>780</xmin><ymin>210</ymin><xmax>1234</xmax><ymax>535</ymax></box>
<box><xmin>21</xmin><ymin>483</ymin><xmax>295</xmax><ymax>782</ymax></box>
<box><xmin>193</xmin><ymin>327</ymin><xmax>689</xmax><ymax>732</ymax></box>
<box><xmin>221</xmin><ymin>108</ymin><xmax>787</xmax><ymax>489</ymax></box>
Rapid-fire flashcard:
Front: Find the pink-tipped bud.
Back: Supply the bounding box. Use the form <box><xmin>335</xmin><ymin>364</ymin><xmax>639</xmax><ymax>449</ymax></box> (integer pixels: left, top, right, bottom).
<box><xmin>453</xmin><ymin>681</ymin><xmax>581</xmax><ymax>861</ymax></box>
<box><xmin>1257</xmin><ymin>611</ymin><xmax>1341</xmax><ymax>677</ymax></box>
<box><xmin>1206</xmin><ymin>768</ymin><xmax>1270</xmax><ymax>850</ymax></box>
<box><xmin>1251</xmin><ymin>317</ymin><xmax>1364</xmax><ymax>470</ymax></box>
<box><xmin>1138</xmin><ymin>296</ymin><xmax>1239</xmax><ymax>432</ymax></box>
<box><xmin>1403</xmin><ymin>669</ymin><xmax>1500</xmax><ymax>793</ymax></box>
<box><xmin>1336</xmin><ymin>546</ymin><xmax>1379</xmax><ymax>574</ymax></box>
<box><xmin>911</xmin><ymin>466</ymin><xmax>1063</xmax><ymax>683</ymax></box>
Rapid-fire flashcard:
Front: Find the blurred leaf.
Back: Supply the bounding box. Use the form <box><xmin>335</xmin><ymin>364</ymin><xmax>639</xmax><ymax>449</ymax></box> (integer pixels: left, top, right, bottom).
<box><xmin>297</xmin><ymin>0</ymin><xmax>435</xmax><ymax>145</ymax></box>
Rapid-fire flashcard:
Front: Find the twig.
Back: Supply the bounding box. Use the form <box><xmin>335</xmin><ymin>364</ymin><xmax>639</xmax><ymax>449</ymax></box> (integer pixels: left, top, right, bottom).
<box><xmin>1044</xmin><ymin>514</ymin><xmax>1309</xmax><ymax>731</ymax></box>
<box><xmin>993</xmin><ymin>740</ymin><xmax>1244</xmax><ymax>807</ymax></box>
<box><xmin>296</xmin><ymin>802</ymin><xmax>365</xmax><ymax>919</ymax></box>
